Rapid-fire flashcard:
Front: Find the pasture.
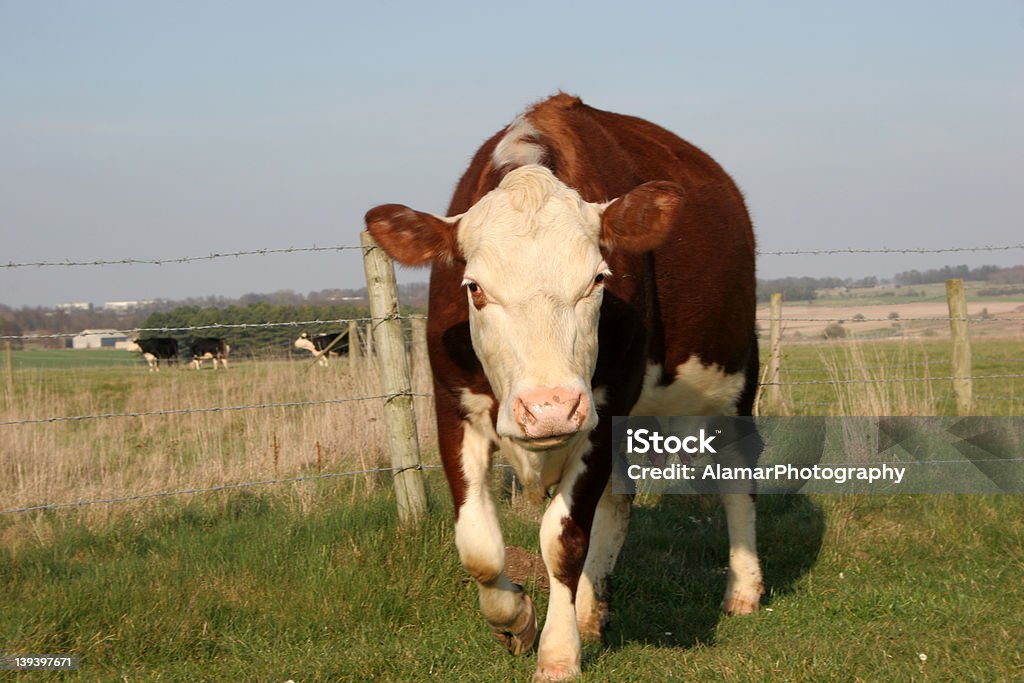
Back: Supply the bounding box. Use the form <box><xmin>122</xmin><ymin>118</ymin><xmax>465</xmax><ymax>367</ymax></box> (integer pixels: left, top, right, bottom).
<box><xmin>1</xmin><ymin>338</ymin><xmax>1022</xmax><ymax>680</ymax></box>
<box><xmin>5</xmin><ymin>349</ymin><xmax>140</xmax><ymax>370</ymax></box>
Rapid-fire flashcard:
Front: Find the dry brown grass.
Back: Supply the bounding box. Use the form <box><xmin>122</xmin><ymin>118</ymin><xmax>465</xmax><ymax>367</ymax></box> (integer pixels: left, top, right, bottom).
<box><xmin>0</xmin><ymin>355</ymin><xmax>437</xmax><ymax>523</ymax></box>
<box><xmin>821</xmin><ymin>341</ymin><xmax>941</xmax><ymax>416</ymax></box>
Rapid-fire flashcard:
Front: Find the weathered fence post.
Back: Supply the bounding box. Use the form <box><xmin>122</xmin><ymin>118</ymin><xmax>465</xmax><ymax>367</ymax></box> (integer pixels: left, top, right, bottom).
<box><xmin>762</xmin><ymin>292</ymin><xmax>784</xmax><ymax>414</ymax></box>
<box><xmin>946</xmin><ymin>278</ymin><xmax>974</xmax><ymax>416</ymax></box>
<box><xmin>4</xmin><ymin>341</ymin><xmax>13</xmax><ymax>407</ymax></box>
<box><xmin>364</xmin><ymin>321</ymin><xmax>374</xmax><ymax>364</ymax></box>
<box><xmin>348</xmin><ymin>320</ymin><xmax>361</xmax><ymax>372</ymax></box>
<box><xmin>361</xmin><ymin>231</ymin><xmax>427</xmax><ymax>524</ymax></box>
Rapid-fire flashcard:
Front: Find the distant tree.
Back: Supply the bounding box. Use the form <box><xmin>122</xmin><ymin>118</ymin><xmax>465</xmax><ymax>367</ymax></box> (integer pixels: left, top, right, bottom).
<box><xmin>993</xmin><ymin>266</ymin><xmax>1024</xmax><ymax>284</ymax></box>
<box><xmin>848</xmin><ymin>276</ymin><xmax>878</xmax><ymax>289</ymax></box>
<box><xmin>0</xmin><ymin>317</ymin><xmax>23</xmax><ymax>349</ymax></box>
<box><xmin>822</xmin><ymin>323</ymin><xmax>848</xmax><ymax>339</ymax></box>
<box><xmin>894</xmin><ymin>263</ymin><xmax>1010</xmax><ymax>286</ymax></box>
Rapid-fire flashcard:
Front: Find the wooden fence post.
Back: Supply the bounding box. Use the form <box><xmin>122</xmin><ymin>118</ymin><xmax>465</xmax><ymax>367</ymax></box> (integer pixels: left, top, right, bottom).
<box><xmin>361</xmin><ymin>231</ymin><xmax>427</xmax><ymax>524</ymax></box>
<box><xmin>762</xmin><ymin>292</ymin><xmax>784</xmax><ymax>414</ymax></box>
<box><xmin>4</xmin><ymin>341</ymin><xmax>12</xmax><ymax>408</ymax></box>
<box><xmin>946</xmin><ymin>278</ymin><xmax>974</xmax><ymax>416</ymax></box>
<box><xmin>348</xmin><ymin>320</ymin><xmax>360</xmax><ymax>372</ymax></box>
<box><xmin>364</xmin><ymin>321</ymin><xmax>374</xmax><ymax>364</ymax></box>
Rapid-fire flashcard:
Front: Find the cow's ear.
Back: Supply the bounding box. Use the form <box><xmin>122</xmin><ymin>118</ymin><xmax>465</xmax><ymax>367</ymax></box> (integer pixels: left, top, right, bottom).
<box><xmin>365</xmin><ymin>204</ymin><xmax>461</xmax><ymax>266</ymax></box>
<box><xmin>597</xmin><ymin>181</ymin><xmax>686</xmax><ymax>252</ymax></box>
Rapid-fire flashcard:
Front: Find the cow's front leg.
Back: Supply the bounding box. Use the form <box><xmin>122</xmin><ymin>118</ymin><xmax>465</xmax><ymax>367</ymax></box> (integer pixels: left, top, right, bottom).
<box><xmin>454</xmin><ymin>419</ymin><xmax>537</xmax><ymax>655</ymax></box>
<box><xmin>535</xmin><ymin>452</ymin><xmax>604</xmax><ymax>682</ymax></box>
<box><xmin>721</xmin><ymin>492</ymin><xmax>763</xmax><ymax>614</ymax></box>
<box><xmin>575</xmin><ymin>479</ymin><xmax>630</xmax><ymax>641</ymax></box>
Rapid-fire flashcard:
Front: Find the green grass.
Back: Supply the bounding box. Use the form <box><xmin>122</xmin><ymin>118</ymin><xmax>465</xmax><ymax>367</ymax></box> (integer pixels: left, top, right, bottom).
<box><xmin>2</xmin><ymin>342</ymin><xmax>1022</xmax><ymax>680</ymax></box>
<box><xmin>765</xmin><ymin>338</ymin><xmax>1023</xmax><ymax>416</ymax></box>
<box><xmin>2</xmin><ymin>475</ymin><xmax>1022</xmax><ymax>681</ymax></box>
<box><xmin>7</xmin><ymin>349</ymin><xmax>141</xmax><ymax>370</ymax></box>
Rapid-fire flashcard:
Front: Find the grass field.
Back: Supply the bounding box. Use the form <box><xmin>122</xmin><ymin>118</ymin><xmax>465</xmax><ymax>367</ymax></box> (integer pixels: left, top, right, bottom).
<box><xmin>1</xmin><ymin>339</ymin><xmax>1022</xmax><ymax>681</ymax></box>
<box><xmin>761</xmin><ymin>338</ymin><xmax>1023</xmax><ymax>417</ymax></box>
<box><xmin>6</xmin><ymin>349</ymin><xmax>141</xmax><ymax>369</ymax></box>
<box><xmin>2</xmin><ymin>480</ymin><xmax>1021</xmax><ymax>681</ymax></box>
<box><xmin>807</xmin><ymin>280</ymin><xmax>1024</xmax><ymax>307</ymax></box>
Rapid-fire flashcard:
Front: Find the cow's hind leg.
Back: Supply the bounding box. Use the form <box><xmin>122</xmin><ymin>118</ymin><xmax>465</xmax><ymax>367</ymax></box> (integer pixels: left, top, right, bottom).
<box><xmin>454</xmin><ymin>420</ymin><xmax>537</xmax><ymax>656</ymax></box>
<box><xmin>575</xmin><ymin>479</ymin><xmax>630</xmax><ymax>641</ymax></box>
<box><xmin>634</xmin><ymin>359</ymin><xmax>764</xmax><ymax>615</ymax></box>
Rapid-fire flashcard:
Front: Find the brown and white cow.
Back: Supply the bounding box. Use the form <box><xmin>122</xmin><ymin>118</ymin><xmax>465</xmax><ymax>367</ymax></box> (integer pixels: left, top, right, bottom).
<box><xmin>366</xmin><ymin>94</ymin><xmax>762</xmax><ymax>682</ymax></box>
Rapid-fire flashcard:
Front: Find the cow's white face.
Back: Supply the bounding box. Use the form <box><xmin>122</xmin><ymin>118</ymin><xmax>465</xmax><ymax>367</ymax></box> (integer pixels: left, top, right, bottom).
<box><xmin>456</xmin><ymin>167</ymin><xmax>608</xmax><ymax>447</ymax></box>
<box><xmin>366</xmin><ymin>164</ymin><xmax>685</xmax><ymax>449</ymax></box>
<box><xmin>125</xmin><ymin>340</ymin><xmax>141</xmax><ymax>353</ymax></box>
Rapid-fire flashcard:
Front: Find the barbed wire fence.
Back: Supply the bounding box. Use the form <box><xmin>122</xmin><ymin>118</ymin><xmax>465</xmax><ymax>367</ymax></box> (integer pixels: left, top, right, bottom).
<box><xmin>2</xmin><ymin>239</ymin><xmax>1022</xmax><ymax>517</ymax></box>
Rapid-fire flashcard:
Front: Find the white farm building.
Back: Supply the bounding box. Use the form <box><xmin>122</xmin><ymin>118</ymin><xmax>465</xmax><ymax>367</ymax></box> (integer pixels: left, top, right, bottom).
<box><xmin>68</xmin><ymin>329</ymin><xmax>131</xmax><ymax>350</ymax></box>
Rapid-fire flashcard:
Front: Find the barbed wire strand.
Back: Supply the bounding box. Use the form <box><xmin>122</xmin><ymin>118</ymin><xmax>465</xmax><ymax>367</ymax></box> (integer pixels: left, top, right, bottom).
<box><xmin>783</xmin><ymin>360</ymin><xmax>955</xmax><ymax>375</ymax></box>
<box><xmin>1</xmin><ymin>313</ymin><xmax>1012</xmax><ymax>342</ymax></box>
<box><xmin>5</xmin><ymin>457</ymin><xmax>1023</xmax><ymax>516</ymax></box>
<box><xmin>0</xmin><ymin>392</ymin><xmax>434</xmax><ymax>427</ymax></box>
<box><xmin>756</xmin><ymin>316</ymin><xmax>1024</xmax><ymax>323</ymax></box>
<box><xmin>2</xmin><ymin>245</ymin><xmax>364</xmax><ymax>269</ymax></box>
<box><xmin>6</xmin><ymin>242</ymin><xmax>1023</xmax><ymax>269</ymax></box>
<box><xmin>756</xmin><ymin>244</ymin><xmax>1024</xmax><ymax>256</ymax></box>
<box><xmin>762</xmin><ymin>373</ymin><xmax>1024</xmax><ymax>387</ymax></box>
<box><xmin>1</xmin><ymin>375</ymin><xmax>1014</xmax><ymax>424</ymax></box>
<box><xmin>782</xmin><ymin>358</ymin><xmax>1024</xmax><ymax>376</ymax></box>
<box><xmin>0</xmin><ymin>464</ymin><xmax>443</xmax><ymax>515</ymax></box>
<box><xmin>0</xmin><ymin>315</ymin><xmax>428</xmax><ymax>341</ymax></box>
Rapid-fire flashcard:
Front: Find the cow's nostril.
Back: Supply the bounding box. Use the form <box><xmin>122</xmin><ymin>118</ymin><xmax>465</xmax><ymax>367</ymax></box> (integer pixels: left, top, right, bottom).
<box><xmin>567</xmin><ymin>393</ymin><xmax>582</xmax><ymax>418</ymax></box>
<box><xmin>515</xmin><ymin>398</ymin><xmax>538</xmax><ymax>426</ymax></box>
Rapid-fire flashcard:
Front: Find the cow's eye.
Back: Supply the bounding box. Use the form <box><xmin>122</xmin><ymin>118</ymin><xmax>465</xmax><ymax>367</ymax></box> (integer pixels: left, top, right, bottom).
<box><xmin>594</xmin><ymin>273</ymin><xmax>606</xmax><ymax>286</ymax></box>
<box><xmin>462</xmin><ymin>278</ymin><xmax>488</xmax><ymax>309</ymax></box>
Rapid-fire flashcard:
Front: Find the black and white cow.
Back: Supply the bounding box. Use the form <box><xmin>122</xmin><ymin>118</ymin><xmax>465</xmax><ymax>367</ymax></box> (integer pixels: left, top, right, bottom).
<box><xmin>125</xmin><ymin>337</ymin><xmax>179</xmax><ymax>371</ymax></box>
<box><xmin>189</xmin><ymin>337</ymin><xmax>229</xmax><ymax>370</ymax></box>
<box><xmin>294</xmin><ymin>331</ymin><xmax>349</xmax><ymax>366</ymax></box>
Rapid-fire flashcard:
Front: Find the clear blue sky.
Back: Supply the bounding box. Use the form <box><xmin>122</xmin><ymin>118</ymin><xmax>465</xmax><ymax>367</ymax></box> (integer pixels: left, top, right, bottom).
<box><xmin>1</xmin><ymin>1</ymin><xmax>1021</xmax><ymax>307</ymax></box>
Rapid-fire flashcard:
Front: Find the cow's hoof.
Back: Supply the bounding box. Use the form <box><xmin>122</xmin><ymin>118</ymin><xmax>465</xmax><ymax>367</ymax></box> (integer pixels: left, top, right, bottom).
<box><xmin>533</xmin><ymin>663</ymin><xmax>581</xmax><ymax>682</ymax></box>
<box><xmin>722</xmin><ymin>593</ymin><xmax>761</xmax><ymax>615</ymax></box>
<box><xmin>492</xmin><ymin>592</ymin><xmax>537</xmax><ymax>656</ymax></box>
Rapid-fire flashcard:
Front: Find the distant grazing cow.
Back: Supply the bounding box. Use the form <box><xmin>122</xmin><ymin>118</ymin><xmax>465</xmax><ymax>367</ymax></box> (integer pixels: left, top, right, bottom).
<box><xmin>365</xmin><ymin>94</ymin><xmax>761</xmax><ymax>681</ymax></box>
<box><xmin>294</xmin><ymin>331</ymin><xmax>349</xmax><ymax>366</ymax></box>
<box><xmin>125</xmin><ymin>337</ymin><xmax>178</xmax><ymax>371</ymax></box>
<box><xmin>190</xmin><ymin>337</ymin><xmax>229</xmax><ymax>370</ymax></box>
